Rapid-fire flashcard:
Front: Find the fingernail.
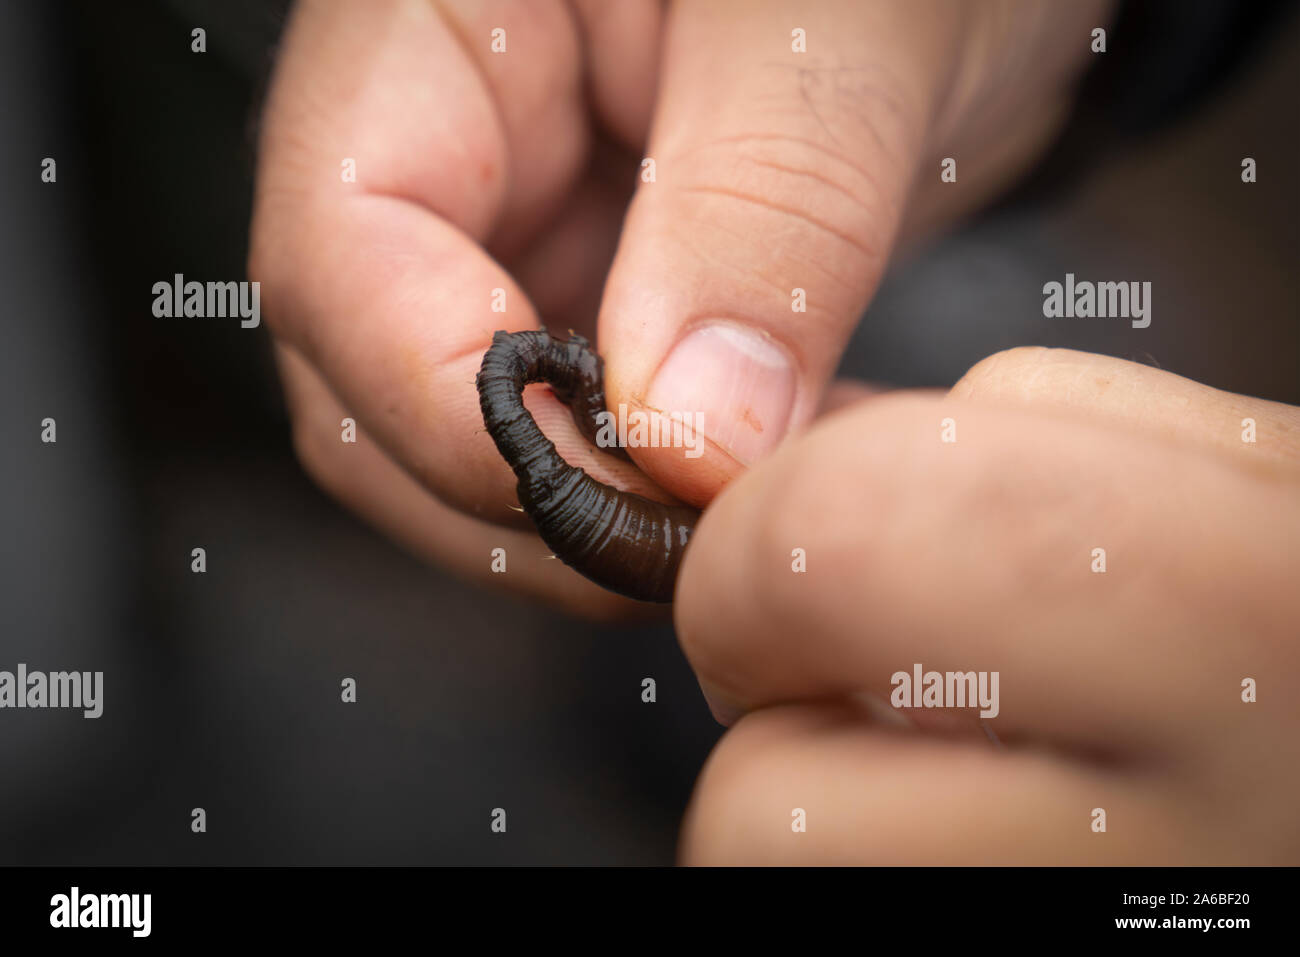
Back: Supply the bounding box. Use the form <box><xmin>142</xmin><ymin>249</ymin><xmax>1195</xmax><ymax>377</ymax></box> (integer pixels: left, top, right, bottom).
<box><xmin>646</xmin><ymin>322</ymin><xmax>795</xmax><ymax>465</ymax></box>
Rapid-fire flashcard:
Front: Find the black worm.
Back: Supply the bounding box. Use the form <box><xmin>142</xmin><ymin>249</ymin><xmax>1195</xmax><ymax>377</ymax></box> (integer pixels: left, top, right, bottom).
<box><xmin>476</xmin><ymin>329</ymin><xmax>699</xmax><ymax>603</ymax></box>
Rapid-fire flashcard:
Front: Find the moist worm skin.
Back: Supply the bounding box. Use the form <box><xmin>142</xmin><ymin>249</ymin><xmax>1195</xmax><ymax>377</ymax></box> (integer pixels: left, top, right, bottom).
<box><xmin>476</xmin><ymin>329</ymin><xmax>699</xmax><ymax>603</ymax></box>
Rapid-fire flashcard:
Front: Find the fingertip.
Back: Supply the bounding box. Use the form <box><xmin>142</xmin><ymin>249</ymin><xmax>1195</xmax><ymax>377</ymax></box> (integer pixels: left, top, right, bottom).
<box><xmin>626</xmin><ymin>423</ymin><xmax>741</xmax><ymax>508</ymax></box>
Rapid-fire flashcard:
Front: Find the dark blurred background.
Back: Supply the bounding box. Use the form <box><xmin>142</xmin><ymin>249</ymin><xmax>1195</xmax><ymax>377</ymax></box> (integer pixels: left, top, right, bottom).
<box><xmin>1</xmin><ymin>0</ymin><xmax>1295</xmax><ymax>864</ymax></box>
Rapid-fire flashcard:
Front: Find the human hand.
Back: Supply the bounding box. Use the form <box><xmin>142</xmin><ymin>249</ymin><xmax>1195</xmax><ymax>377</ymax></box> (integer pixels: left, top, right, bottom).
<box><xmin>676</xmin><ymin>348</ymin><xmax>1300</xmax><ymax>863</ymax></box>
<box><xmin>250</xmin><ymin>0</ymin><xmax>1110</xmax><ymax>615</ymax></box>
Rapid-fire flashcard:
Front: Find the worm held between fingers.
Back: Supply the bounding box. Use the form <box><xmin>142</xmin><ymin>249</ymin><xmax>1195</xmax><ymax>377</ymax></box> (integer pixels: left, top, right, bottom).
<box><xmin>476</xmin><ymin>329</ymin><xmax>699</xmax><ymax>603</ymax></box>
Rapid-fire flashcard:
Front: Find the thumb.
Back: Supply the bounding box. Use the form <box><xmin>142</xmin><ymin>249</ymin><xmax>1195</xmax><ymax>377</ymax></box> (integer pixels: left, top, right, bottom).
<box><xmin>598</xmin><ymin>1</ymin><xmax>962</xmax><ymax>505</ymax></box>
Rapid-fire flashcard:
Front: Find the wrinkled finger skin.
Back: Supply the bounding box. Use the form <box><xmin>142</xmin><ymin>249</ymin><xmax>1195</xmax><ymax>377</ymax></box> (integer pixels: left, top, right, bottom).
<box><xmin>250</xmin><ymin>0</ymin><xmax>1109</xmax><ymax>613</ymax></box>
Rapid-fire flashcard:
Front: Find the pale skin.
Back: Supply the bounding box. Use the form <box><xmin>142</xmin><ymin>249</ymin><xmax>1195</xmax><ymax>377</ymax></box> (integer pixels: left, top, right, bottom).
<box><xmin>678</xmin><ymin>349</ymin><xmax>1300</xmax><ymax>864</ymax></box>
<box><xmin>250</xmin><ymin>0</ymin><xmax>1300</xmax><ymax>863</ymax></box>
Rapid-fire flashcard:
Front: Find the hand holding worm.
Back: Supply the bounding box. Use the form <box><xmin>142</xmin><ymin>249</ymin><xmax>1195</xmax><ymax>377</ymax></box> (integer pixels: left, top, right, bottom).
<box><xmin>250</xmin><ymin>0</ymin><xmax>1107</xmax><ymax>614</ymax></box>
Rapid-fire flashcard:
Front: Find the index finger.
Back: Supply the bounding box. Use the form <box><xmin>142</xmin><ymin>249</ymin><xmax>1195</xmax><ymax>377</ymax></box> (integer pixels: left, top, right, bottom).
<box><xmin>675</xmin><ymin>390</ymin><xmax>1299</xmax><ymax>761</ymax></box>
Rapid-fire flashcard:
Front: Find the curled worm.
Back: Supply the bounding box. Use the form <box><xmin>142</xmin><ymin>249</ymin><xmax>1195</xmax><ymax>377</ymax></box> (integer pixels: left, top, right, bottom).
<box><xmin>476</xmin><ymin>329</ymin><xmax>699</xmax><ymax>603</ymax></box>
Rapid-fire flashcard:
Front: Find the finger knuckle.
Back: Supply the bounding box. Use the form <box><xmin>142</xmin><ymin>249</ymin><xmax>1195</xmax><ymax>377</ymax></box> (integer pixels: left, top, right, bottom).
<box><xmin>950</xmin><ymin>346</ymin><xmax>1065</xmax><ymax>400</ymax></box>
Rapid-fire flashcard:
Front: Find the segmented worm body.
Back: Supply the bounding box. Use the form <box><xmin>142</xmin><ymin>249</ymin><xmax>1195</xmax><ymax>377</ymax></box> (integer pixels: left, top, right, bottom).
<box><xmin>476</xmin><ymin>329</ymin><xmax>699</xmax><ymax>603</ymax></box>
